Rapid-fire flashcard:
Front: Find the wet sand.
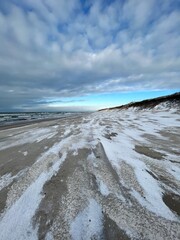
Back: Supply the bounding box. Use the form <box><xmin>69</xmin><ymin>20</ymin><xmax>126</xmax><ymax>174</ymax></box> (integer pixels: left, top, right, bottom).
<box><xmin>0</xmin><ymin>110</ymin><xmax>179</xmax><ymax>240</ymax></box>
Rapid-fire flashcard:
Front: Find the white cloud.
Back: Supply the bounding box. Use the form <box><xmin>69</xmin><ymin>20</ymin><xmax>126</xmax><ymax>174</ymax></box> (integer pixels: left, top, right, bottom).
<box><xmin>0</xmin><ymin>0</ymin><xmax>179</xmax><ymax>110</ymax></box>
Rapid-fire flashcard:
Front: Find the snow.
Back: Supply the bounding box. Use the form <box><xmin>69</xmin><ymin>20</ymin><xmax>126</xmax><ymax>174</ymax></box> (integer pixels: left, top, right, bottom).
<box><xmin>132</xmin><ymin>167</ymin><xmax>176</xmax><ymax>220</ymax></box>
<box><xmin>23</xmin><ymin>151</ymin><xmax>28</xmax><ymax>156</ymax></box>
<box><xmin>89</xmin><ymin>108</ymin><xmax>180</xmax><ymax>220</ymax></box>
<box><xmin>168</xmin><ymin>165</ymin><xmax>180</xmax><ymax>181</ymax></box>
<box><xmin>70</xmin><ymin>199</ymin><xmax>103</xmax><ymax>240</ymax></box>
<box><xmin>45</xmin><ymin>232</ymin><xmax>54</xmax><ymax>240</ymax></box>
<box><xmin>0</xmin><ymin>173</ymin><xmax>13</xmax><ymax>191</ymax></box>
<box><xmin>63</xmin><ymin>128</ymin><xmax>72</xmax><ymax>137</ymax></box>
<box><xmin>100</xmin><ymin>134</ymin><xmax>177</xmax><ymax>219</ymax></box>
<box><xmin>0</xmin><ymin>105</ymin><xmax>179</xmax><ymax>238</ymax></box>
<box><xmin>97</xmin><ymin>179</ymin><xmax>110</xmax><ymax>196</ymax></box>
<box><xmin>36</xmin><ymin>131</ymin><xmax>57</xmax><ymax>142</ymax></box>
<box><xmin>0</xmin><ymin>153</ymin><xmax>67</xmax><ymax>240</ymax></box>
<box><xmin>0</xmin><ymin>127</ymin><xmax>58</xmax><ymax>150</ymax></box>
<box><xmin>0</xmin><ymin>170</ymin><xmax>27</xmax><ymax>191</ymax></box>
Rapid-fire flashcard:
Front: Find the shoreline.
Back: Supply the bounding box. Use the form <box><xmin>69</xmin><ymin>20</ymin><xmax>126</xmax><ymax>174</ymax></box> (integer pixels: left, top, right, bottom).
<box><xmin>0</xmin><ymin>113</ymin><xmax>88</xmax><ymax>131</ymax></box>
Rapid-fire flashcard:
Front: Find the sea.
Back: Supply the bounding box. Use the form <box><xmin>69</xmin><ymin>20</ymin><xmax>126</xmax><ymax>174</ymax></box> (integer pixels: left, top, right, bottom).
<box><xmin>0</xmin><ymin>112</ymin><xmax>82</xmax><ymax>127</ymax></box>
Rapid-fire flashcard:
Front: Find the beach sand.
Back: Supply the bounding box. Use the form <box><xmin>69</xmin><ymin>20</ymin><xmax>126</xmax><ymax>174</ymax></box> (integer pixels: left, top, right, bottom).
<box><xmin>0</xmin><ymin>109</ymin><xmax>179</xmax><ymax>240</ymax></box>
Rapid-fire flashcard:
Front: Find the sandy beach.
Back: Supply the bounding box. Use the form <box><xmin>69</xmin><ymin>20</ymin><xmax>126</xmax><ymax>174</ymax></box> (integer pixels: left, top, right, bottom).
<box><xmin>0</xmin><ymin>108</ymin><xmax>179</xmax><ymax>240</ymax></box>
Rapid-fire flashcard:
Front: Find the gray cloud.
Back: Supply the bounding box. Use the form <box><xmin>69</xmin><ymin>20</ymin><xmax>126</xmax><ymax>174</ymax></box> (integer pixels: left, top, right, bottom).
<box><xmin>0</xmin><ymin>0</ymin><xmax>179</xmax><ymax>111</ymax></box>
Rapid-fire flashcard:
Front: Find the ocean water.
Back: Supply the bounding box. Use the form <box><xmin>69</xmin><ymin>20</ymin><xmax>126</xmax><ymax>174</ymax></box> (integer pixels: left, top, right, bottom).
<box><xmin>0</xmin><ymin>112</ymin><xmax>79</xmax><ymax>126</ymax></box>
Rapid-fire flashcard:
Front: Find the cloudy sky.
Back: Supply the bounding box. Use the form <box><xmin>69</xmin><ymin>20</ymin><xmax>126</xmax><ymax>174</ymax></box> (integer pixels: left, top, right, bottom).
<box><xmin>0</xmin><ymin>0</ymin><xmax>179</xmax><ymax>112</ymax></box>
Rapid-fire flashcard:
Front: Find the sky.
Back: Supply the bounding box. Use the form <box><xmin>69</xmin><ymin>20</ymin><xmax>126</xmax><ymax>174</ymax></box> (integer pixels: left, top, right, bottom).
<box><xmin>0</xmin><ymin>0</ymin><xmax>179</xmax><ymax>112</ymax></box>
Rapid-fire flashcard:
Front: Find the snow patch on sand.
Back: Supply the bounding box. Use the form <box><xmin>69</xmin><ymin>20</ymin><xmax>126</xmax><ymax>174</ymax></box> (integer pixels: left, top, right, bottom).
<box><xmin>70</xmin><ymin>199</ymin><xmax>103</xmax><ymax>240</ymax></box>
<box><xmin>96</xmin><ymin>110</ymin><xmax>179</xmax><ymax>220</ymax></box>
<box><xmin>45</xmin><ymin>231</ymin><xmax>54</xmax><ymax>240</ymax></box>
<box><xmin>0</xmin><ymin>153</ymin><xmax>67</xmax><ymax>240</ymax></box>
<box><xmin>0</xmin><ymin>127</ymin><xmax>58</xmax><ymax>150</ymax></box>
<box><xmin>23</xmin><ymin>151</ymin><xmax>28</xmax><ymax>156</ymax></box>
<box><xmin>0</xmin><ymin>173</ymin><xmax>13</xmax><ymax>191</ymax></box>
<box><xmin>0</xmin><ymin>169</ymin><xmax>27</xmax><ymax>191</ymax></box>
<box><xmin>97</xmin><ymin>179</ymin><xmax>110</xmax><ymax>196</ymax></box>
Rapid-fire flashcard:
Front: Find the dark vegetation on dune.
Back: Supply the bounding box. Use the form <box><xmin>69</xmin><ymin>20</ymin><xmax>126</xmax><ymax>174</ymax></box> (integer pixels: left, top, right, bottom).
<box><xmin>99</xmin><ymin>92</ymin><xmax>180</xmax><ymax>111</ymax></box>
